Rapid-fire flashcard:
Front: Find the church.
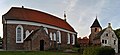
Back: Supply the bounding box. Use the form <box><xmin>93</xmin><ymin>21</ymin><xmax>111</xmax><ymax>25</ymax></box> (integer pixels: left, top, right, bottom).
<box><xmin>2</xmin><ymin>6</ymin><xmax>77</xmax><ymax>51</ymax></box>
<box><xmin>89</xmin><ymin>17</ymin><xmax>118</xmax><ymax>53</ymax></box>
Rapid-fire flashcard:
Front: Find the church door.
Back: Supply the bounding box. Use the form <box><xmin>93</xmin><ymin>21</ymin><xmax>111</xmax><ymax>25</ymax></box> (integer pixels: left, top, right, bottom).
<box><xmin>40</xmin><ymin>40</ymin><xmax>44</xmax><ymax>51</ymax></box>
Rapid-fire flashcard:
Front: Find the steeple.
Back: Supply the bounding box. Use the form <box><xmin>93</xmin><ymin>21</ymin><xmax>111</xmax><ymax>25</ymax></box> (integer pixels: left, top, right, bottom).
<box><xmin>90</xmin><ymin>16</ymin><xmax>102</xmax><ymax>28</ymax></box>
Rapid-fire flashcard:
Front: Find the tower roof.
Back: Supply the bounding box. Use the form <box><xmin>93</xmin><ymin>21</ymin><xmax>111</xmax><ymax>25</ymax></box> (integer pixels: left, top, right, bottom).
<box><xmin>90</xmin><ymin>18</ymin><xmax>102</xmax><ymax>28</ymax></box>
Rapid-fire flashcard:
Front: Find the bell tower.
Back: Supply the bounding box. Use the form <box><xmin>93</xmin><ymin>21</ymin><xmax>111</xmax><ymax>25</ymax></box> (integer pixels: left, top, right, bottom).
<box><xmin>89</xmin><ymin>16</ymin><xmax>102</xmax><ymax>44</ymax></box>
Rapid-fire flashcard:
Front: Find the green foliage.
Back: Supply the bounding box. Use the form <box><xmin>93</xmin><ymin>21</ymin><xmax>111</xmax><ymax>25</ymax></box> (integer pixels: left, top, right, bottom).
<box><xmin>114</xmin><ymin>28</ymin><xmax>120</xmax><ymax>38</ymax></box>
<box><xmin>0</xmin><ymin>37</ymin><xmax>2</xmax><ymax>42</ymax></box>
<box><xmin>72</xmin><ymin>47</ymin><xmax>79</xmax><ymax>52</ymax></box>
<box><xmin>83</xmin><ymin>46</ymin><xmax>115</xmax><ymax>55</ymax></box>
<box><xmin>74</xmin><ymin>41</ymin><xmax>80</xmax><ymax>48</ymax></box>
<box><xmin>0</xmin><ymin>51</ymin><xmax>78</xmax><ymax>55</ymax></box>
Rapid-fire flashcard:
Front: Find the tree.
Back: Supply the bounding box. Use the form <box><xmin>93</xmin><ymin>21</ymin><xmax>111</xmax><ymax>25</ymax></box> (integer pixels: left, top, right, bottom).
<box><xmin>0</xmin><ymin>37</ymin><xmax>2</xmax><ymax>42</ymax></box>
<box><xmin>114</xmin><ymin>28</ymin><xmax>120</xmax><ymax>53</ymax></box>
<box><xmin>114</xmin><ymin>28</ymin><xmax>120</xmax><ymax>38</ymax></box>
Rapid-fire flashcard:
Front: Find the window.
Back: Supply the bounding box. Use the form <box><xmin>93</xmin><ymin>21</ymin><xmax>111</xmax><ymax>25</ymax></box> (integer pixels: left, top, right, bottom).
<box><xmin>72</xmin><ymin>34</ymin><xmax>75</xmax><ymax>45</ymax></box>
<box><xmin>16</xmin><ymin>25</ymin><xmax>23</xmax><ymax>43</ymax></box>
<box><xmin>105</xmin><ymin>40</ymin><xmax>107</xmax><ymax>44</ymax></box>
<box><xmin>67</xmin><ymin>33</ymin><xmax>70</xmax><ymax>44</ymax></box>
<box><xmin>53</xmin><ymin>33</ymin><xmax>56</xmax><ymax>41</ymax></box>
<box><xmin>102</xmin><ymin>39</ymin><xmax>104</xmax><ymax>43</ymax></box>
<box><xmin>17</xmin><ymin>28</ymin><xmax>21</xmax><ymax>41</ymax></box>
<box><xmin>50</xmin><ymin>33</ymin><xmax>52</xmax><ymax>40</ymax></box>
<box><xmin>114</xmin><ymin>40</ymin><xmax>116</xmax><ymax>45</ymax></box>
<box><xmin>95</xmin><ymin>28</ymin><xmax>97</xmax><ymax>32</ymax></box>
<box><xmin>57</xmin><ymin>31</ymin><xmax>61</xmax><ymax>43</ymax></box>
<box><xmin>112</xmin><ymin>34</ymin><xmax>114</xmax><ymax>38</ymax></box>
<box><xmin>106</xmin><ymin>33</ymin><xmax>108</xmax><ymax>36</ymax></box>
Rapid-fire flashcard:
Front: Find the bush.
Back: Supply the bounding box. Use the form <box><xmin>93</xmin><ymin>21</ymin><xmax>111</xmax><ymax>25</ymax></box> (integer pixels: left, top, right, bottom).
<box><xmin>83</xmin><ymin>46</ymin><xmax>115</xmax><ymax>55</ymax></box>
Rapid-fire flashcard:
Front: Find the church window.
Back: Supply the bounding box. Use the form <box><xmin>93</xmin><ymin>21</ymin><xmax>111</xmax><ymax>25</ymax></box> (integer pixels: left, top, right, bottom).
<box><xmin>50</xmin><ymin>32</ymin><xmax>52</xmax><ymax>40</ymax></box>
<box><xmin>57</xmin><ymin>31</ymin><xmax>61</xmax><ymax>43</ymax></box>
<box><xmin>72</xmin><ymin>34</ymin><xmax>75</xmax><ymax>45</ymax></box>
<box><xmin>67</xmin><ymin>33</ymin><xmax>70</xmax><ymax>44</ymax></box>
<box><xmin>54</xmin><ymin>33</ymin><xmax>56</xmax><ymax>41</ymax></box>
<box><xmin>16</xmin><ymin>25</ymin><xmax>23</xmax><ymax>43</ymax></box>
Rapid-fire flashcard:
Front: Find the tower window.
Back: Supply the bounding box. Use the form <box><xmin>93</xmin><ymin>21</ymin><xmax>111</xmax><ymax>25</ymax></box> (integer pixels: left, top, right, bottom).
<box><xmin>95</xmin><ymin>28</ymin><xmax>97</xmax><ymax>32</ymax></box>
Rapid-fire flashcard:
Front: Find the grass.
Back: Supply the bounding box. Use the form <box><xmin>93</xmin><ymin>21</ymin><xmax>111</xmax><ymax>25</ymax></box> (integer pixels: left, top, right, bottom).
<box><xmin>72</xmin><ymin>47</ymin><xmax>79</xmax><ymax>52</ymax></box>
<box><xmin>0</xmin><ymin>51</ymin><xmax>79</xmax><ymax>55</ymax></box>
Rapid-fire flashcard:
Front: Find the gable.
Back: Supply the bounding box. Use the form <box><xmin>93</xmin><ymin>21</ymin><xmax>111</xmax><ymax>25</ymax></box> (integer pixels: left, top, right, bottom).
<box><xmin>101</xmin><ymin>28</ymin><xmax>118</xmax><ymax>40</ymax></box>
<box><xmin>24</xmin><ymin>26</ymin><xmax>49</xmax><ymax>41</ymax></box>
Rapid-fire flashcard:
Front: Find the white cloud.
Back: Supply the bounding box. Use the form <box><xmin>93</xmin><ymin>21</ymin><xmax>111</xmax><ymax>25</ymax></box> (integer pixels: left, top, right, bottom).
<box><xmin>65</xmin><ymin>0</ymin><xmax>107</xmax><ymax>38</ymax></box>
<box><xmin>64</xmin><ymin>0</ymin><xmax>78</xmax><ymax>13</ymax></box>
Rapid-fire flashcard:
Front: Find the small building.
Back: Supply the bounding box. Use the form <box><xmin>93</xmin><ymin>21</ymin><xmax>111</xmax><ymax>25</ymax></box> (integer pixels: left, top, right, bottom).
<box><xmin>89</xmin><ymin>17</ymin><xmax>118</xmax><ymax>53</ymax></box>
<box><xmin>77</xmin><ymin>37</ymin><xmax>89</xmax><ymax>47</ymax></box>
<box><xmin>2</xmin><ymin>7</ymin><xmax>77</xmax><ymax>51</ymax></box>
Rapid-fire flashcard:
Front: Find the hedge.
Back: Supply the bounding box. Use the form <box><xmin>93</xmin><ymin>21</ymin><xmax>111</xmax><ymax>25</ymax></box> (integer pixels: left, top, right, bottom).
<box><xmin>83</xmin><ymin>46</ymin><xmax>115</xmax><ymax>55</ymax></box>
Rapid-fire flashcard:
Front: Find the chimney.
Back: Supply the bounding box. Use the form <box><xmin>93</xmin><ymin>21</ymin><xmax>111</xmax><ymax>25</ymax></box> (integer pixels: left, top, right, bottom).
<box><xmin>64</xmin><ymin>11</ymin><xmax>66</xmax><ymax>21</ymax></box>
<box><xmin>108</xmin><ymin>23</ymin><xmax>111</xmax><ymax>28</ymax></box>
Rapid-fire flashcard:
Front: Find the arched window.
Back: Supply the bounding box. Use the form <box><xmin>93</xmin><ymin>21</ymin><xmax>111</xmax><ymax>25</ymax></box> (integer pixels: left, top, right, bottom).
<box><xmin>16</xmin><ymin>25</ymin><xmax>23</xmax><ymax>43</ymax></box>
<box><xmin>57</xmin><ymin>31</ymin><xmax>61</xmax><ymax>43</ymax></box>
<box><xmin>72</xmin><ymin>34</ymin><xmax>75</xmax><ymax>45</ymax></box>
<box><xmin>50</xmin><ymin>32</ymin><xmax>52</xmax><ymax>40</ymax></box>
<box><xmin>67</xmin><ymin>33</ymin><xmax>70</xmax><ymax>44</ymax></box>
<box><xmin>54</xmin><ymin>33</ymin><xmax>56</xmax><ymax>41</ymax></box>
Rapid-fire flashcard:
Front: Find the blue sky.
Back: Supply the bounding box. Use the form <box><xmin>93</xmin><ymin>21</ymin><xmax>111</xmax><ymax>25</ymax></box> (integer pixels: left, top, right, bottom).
<box><xmin>0</xmin><ymin>0</ymin><xmax>120</xmax><ymax>38</ymax></box>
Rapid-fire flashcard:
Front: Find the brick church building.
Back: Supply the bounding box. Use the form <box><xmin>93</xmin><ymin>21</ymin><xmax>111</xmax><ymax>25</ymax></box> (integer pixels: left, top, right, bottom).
<box><xmin>2</xmin><ymin>7</ymin><xmax>77</xmax><ymax>51</ymax></box>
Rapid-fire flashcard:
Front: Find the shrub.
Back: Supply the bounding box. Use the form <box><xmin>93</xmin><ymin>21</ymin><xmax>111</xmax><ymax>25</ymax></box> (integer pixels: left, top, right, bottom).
<box><xmin>83</xmin><ymin>46</ymin><xmax>115</xmax><ymax>55</ymax></box>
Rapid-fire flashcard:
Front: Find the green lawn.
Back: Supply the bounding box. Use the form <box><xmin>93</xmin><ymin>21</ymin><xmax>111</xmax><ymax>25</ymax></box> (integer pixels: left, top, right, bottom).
<box><xmin>0</xmin><ymin>51</ymin><xmax>79</xmax><ymax>55</ymax></box>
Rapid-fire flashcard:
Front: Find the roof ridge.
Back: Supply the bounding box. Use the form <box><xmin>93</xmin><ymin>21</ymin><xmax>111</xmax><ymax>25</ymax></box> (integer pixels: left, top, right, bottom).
<box><xmin>12</xmin><ymin>7</ymin><xmax>65</xmax><ymax>21</ymax></box>
<box><xmin>3</xmin><ymin>7</ymin><xmax>76</xmax><ymax>32</ymax></box>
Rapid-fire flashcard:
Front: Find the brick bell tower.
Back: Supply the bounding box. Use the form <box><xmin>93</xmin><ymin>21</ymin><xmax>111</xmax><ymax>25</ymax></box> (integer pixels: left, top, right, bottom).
<box><xmin>89</xmin><ymin>16</ymin><xmax>102</xmax><ymax>44</ymax></box>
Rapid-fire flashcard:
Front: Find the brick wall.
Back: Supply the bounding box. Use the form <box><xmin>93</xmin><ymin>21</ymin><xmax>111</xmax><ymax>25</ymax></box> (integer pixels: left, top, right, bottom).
<box><xmin>3</xmin><ymin>24</ymin><xmax>76</xmax><ymax>50</ymax></box>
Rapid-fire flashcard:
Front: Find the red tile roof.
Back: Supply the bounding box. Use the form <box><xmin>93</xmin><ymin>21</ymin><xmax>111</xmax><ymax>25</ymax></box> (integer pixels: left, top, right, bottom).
<box><xmin>78</xmin><ymin>37</ymin><xmax>89</xmax><ymax>44</ymax></box>
<box><xmin>3</xmin><ymin>7</ymin><xmax>76</xmax><ymax>32</ymax></box>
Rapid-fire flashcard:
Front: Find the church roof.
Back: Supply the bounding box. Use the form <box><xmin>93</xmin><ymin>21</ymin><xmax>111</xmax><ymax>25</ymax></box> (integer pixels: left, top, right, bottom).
<box><xmin>90</xmin><ymin>18</ymin><xmax>102</xmax><ymax>28</ymax></box>
<box><xmin>3</xmin><ymin>7</ymin><xmax>76</xmax><ymax>32</ymax></box>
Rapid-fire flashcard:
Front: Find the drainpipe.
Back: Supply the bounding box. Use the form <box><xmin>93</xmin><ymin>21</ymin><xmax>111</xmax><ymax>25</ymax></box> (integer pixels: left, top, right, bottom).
<box><xmin>5</xmin><ymin>19</ymin><xmax>7</xmax><ymax>50</ymax></box>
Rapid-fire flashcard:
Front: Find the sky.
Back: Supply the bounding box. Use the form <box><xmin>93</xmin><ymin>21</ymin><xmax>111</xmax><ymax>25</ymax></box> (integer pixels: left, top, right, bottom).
<box><xmin>0</xmin><ymin>0</ymin><xmax>120</xmax><ymax>38</ymax></box>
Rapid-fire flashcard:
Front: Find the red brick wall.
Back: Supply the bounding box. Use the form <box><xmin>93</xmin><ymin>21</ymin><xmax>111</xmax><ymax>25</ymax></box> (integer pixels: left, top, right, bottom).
<box><xmin>3</xmin><ymin>24</ymin><xmax>76</xmax><ymax>50</ymax></box>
